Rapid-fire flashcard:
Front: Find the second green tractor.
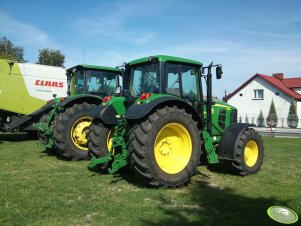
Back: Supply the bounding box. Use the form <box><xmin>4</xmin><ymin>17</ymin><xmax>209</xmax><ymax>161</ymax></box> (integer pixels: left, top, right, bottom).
<box><xmin>37</xmin><ymin>64</ymin><xmax>121</xmax><ymax>160</ymax></box>
<box><xmin>87</xmin><ymin>55</ymin><xmax>264</xmax><ymax>187</ymax></box>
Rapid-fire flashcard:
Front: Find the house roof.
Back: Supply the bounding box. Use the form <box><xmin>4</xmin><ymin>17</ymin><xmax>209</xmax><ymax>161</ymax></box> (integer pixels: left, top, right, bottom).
<box><xmin>282</xmin><ymin>77</ymin><xmax>301</xmax><ymax>89</ymax></box>
<box><xmin>224</xmin><ymin>73</ymin><xmax>301</xmax><ymax>101</ymax></box>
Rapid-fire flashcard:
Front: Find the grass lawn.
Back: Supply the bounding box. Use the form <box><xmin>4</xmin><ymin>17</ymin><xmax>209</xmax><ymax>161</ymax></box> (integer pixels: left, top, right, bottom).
<box><xmin>0</xmin><ymin>133</ymin><xmax>300</xmax><ymax>226</ymax></box>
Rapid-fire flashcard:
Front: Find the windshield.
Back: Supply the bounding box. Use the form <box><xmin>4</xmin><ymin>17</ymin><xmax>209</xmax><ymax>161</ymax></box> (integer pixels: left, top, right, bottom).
<box><xmin>129</xmin><ymin>62</ymin><xmax>159</xmax><ymax>97</ymax></box>
<box><xmin>165</xmin><ymin>63</ymin><xmax>199</xmax><ymax>101</ymax></box>
<box><xmin>72</xmin><ymin>70</ymin><xmax>85</xmax><ymax>94</ymax></box>
<box><xmin>86</xmin><ymin>70</ymin><xmax>117</xmax><ymax>96</ymax></box>
<box><xmin>70</xmin><ymin>70</ymin><xmax>118</xmax><ymax>96</ymax></box>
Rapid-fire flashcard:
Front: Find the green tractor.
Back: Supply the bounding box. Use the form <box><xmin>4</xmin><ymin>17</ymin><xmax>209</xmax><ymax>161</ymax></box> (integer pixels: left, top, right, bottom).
<box><xmin>88</xmin><ymin>55</ymin><xmax>264</xmax><ymax>187</ymax></box>
<box><xmin>36</xmin><ymin>64</ymin><xmax>121</xmax><ymax>160</ymax></box>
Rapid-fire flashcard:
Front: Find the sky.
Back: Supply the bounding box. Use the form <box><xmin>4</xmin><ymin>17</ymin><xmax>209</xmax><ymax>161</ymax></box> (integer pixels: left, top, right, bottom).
<box><xmin>1</xmin><ymin>0</ymin><xmax>301</xmax><ymax>98</ymax></box>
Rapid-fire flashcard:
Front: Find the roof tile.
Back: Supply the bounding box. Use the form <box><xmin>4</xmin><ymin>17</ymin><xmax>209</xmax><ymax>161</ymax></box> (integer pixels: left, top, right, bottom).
<box><xmin>225</xmin><ymin>73</ymin><xmax>301</xmax><ymax>101</ymax></box>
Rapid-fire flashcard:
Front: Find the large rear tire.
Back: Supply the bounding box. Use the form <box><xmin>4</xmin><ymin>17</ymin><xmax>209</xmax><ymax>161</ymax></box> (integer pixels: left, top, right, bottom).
<box><xmin>128</xmin><ymin>106</ymin><xmax>201</xmax><ymax>188</ymax></box>
<box><xmin>53</xmin><ymin>102</ymin><xmax>95</xmax><ymax>161</ymax></box>
<box><xmin>232</xmin><ymin>128</ymin><xmax>264</xmax><ymax>175</ymax></box>
<box><xmin>87</xmin><ymin>119</ymin><xmax>113</xmax><ymax>169</ymax></box>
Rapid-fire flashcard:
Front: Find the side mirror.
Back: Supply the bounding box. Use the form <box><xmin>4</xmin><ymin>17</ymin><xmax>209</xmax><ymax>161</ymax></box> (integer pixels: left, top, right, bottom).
<box><xmin>201</xmin><ymin>68</ymin><xmax>205</xmax><ymax>75</ymax></box>
<box><xmin>115</xmin><ymin>86</ymin><xmax>122</xmax><ymax>95</ymax></box>
<box><xmin>216</xmin><ymin>66</ymin><xmax>223</xmax><ymax>79</ymax></box>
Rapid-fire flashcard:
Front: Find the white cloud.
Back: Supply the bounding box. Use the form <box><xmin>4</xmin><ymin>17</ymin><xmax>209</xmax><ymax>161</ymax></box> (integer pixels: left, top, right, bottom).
<box><xmin>71</xmin><ymin>1</ymin><xmax>163</xmax><ymax>45</ymax></box>
<box><xmin>268</xmin><ymin>17</ymin><xmax>301</xmax><ymax>26</ymax></box>
<box><xmin>234</xmin><ymin>28</ymin><xmax>301</xmax><ymax>39</ymax></box>
<box><xmin>0</xmin><ymin>11</ymin><xmax>52</xmax><ymax>47</ymax></box>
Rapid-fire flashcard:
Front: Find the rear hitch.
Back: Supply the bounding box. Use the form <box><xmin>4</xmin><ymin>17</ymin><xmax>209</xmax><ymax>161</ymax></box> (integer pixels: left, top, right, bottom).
<box><xmin>88</xmin><ymin>118</ymin><xmax>128</xmax><ymax>174</ymax></box>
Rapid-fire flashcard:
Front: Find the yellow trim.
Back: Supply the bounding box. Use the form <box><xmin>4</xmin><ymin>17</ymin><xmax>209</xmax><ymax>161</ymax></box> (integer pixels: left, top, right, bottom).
<box><xmin>244</xmin><ymin>140</ymin><xmax>259</xmax><ymax>167</ymax></box>
<box><xmin>71</xmin><ymin>116</ymin><xmax>92</xmax><ymax>151</ymax></box>
<box><xmin>107</xmin><ymin>129</ymin><xmax>114</xmax><ymax>153</ymax></box>
<box><xmin>213</xmin><ymin>104</ymin><xmax>231</xmax><ymax>110</ymax></box>
<box><xmin>154</xmin><ymin>123</ymin><xmax>192</xmax><ymax>174</ymax></box>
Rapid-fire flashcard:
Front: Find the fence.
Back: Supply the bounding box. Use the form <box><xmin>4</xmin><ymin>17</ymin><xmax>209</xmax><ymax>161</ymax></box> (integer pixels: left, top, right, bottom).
<box><xmin>237</xmin><ymin>116</ymin><xmax>300</xmax><ymax>128</ymax></box>
<box><xmin>255</xmin><ymin>127</ymin><xmax>301</xmax><ymax>138</ymax></box>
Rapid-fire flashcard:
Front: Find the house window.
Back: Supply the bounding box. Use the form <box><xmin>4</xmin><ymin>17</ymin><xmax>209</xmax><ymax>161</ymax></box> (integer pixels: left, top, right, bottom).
<box><xmin>253</xmin><ymin>89</ymin><xmax>264</xmax><ymax>100</ymax></box>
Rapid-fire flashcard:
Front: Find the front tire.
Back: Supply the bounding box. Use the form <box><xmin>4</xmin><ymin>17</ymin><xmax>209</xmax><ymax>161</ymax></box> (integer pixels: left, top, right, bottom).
<box><xmin>53</xmin><ymin>102</ymin><xmax>95</xmax><ymax>161</ymax></box>
<box><xmin>232</xmin><ymin>128</ymin><xmax>264</xmax><ymax>175</ymax></box>
<box><xmin>128</xmin><ymin>106</ymin><xmax>201</xmax><ymax>188</ymax></box>
<box><xmin>87</xmin><ymin>119</ymin><xmax>113</xmax><ymax>169</ymax></box>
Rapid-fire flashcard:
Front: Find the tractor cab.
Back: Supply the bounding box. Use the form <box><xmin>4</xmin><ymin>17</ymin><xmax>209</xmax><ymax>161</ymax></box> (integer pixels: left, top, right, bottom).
<box><xmin>123</xmin><ymin>55</ymin><xmax>237</xmax><ymax>137</ymax></box>
<box><xmin>66</xmin><ymin>64</ymin><xmax>121</xmax><ymax>97</ymax></box>
<box><xmin>124</xmin><ymin>55</ymin><xmax>202</xmax><ymax>101</ymax></box>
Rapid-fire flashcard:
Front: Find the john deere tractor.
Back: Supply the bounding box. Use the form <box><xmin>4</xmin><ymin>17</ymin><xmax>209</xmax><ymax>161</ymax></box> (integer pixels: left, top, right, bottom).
<box><xmin>36</xmin><ymin>64</ymin><xmax>121</xmax><ymax>160</ymax></box>
<box><xmin>88</xmin><ymin>55</ymin><xmax>264</xmax><ymax>187</ymax></box>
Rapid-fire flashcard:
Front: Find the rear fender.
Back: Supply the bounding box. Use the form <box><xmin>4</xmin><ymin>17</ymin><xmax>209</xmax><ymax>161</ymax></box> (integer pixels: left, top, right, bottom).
<box><xmin>217</xmin><ymin>123</ymin><xmax>256</xmax><ymax>161</ymax></box>
<box><xmin>89</xmin><ymin>105</ymin><xmax>118</xmax><ymax>125</ymax></box>
<box><xmin>58</xmin><ymin>95</ymin><xmax>103</xmax><ymax>108</ymax></box>
<box><xmin>125</xmin><ymin>97</ymin><xmax>202</xmax><ymax>127</ymax></box>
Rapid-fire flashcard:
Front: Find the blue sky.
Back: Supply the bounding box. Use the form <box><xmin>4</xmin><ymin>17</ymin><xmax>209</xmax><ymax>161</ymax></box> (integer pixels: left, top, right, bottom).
<box><xmin>1</xmin><ymin>0</ymin><xmax>301</xmax><ymax>98</ymax></box>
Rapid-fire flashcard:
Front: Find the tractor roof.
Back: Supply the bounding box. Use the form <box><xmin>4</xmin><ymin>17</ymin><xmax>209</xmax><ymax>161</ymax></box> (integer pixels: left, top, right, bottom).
<box><xmin>128</xmin><ymin>55</ymin><xmax>203</xmax><ymax>67</ymax></box>
<box><xmin>67</xmin><ymin>64</ymin><xmax>121</xmax><ymax>73</ymax></box>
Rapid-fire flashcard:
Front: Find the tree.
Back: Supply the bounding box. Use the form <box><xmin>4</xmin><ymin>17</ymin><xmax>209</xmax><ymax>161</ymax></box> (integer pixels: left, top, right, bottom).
<box><xmin>287</xmin><ymin>99</ymin><xmax>299</xmax><ymax>128</ymax></box>
<box><xmin>266</xmin><ymin>100</ymin><xmax>278</xmax><ymax>127</ymax></box>
<box><xmin>0</xmin><ymin>36</ymin><xmax>24</xmax><ymax>62</ymax></box>
<box><xmin>239</xmin><ymin>115</ymin><xmax>242</xmax><ymax>123</ymax></box>
<box><xmin>257</xmin><ymin>110</ymin><xmax>265</xmax><ymax>127</ymax></box>
<box><xmin>37</xmin><ymin>48</ymin><xmax>65</xmax><ymax>67</ymax></box>
<box><xmin>245</xmin><ymin>114</ymin><xmax>249</xmax><ymax>123</ymax></box>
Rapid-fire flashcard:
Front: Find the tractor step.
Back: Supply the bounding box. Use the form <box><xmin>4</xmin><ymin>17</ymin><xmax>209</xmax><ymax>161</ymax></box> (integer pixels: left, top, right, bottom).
<box><xmin>89</xmin><ymin>154</ymin><xmax>112</xmax><ymax>170</ymax></box>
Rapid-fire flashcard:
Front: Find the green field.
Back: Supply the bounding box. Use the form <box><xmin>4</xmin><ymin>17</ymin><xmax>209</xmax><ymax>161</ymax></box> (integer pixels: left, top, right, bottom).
<box><xmin>0</xmin><ymin>134</ymin><xmax>300</xmax><ymax>226</ymax></box>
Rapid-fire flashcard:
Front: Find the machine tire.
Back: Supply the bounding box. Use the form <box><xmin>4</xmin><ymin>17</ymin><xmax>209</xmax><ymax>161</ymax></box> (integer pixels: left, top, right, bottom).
<box><xmin>128</xmin><ymin>106</ymin><xmax>201</xmax><ymax>188</ymax></box>
<box><xmin>87</xmin><ymin>119</ymin><xmax>113</xmax><ymax>169</ymax></box>
<box><xmin>232</xmin><ymin>128</ymin><xmax>264</xmax><ymax>175</ymax></box>
<box><xmin>53</xmin><ymin>102</ymin><xmax>95</xmax><ymax>161</ymax></box>
<box><xmin>27</xmin><ymin>131</ymin><xmax>38</xmax><ymax>139</ymax></box>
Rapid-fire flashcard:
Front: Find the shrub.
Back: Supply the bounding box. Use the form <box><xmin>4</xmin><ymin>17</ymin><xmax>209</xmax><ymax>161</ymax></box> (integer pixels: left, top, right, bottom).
<box><xmin>287</xmin><ymin>100</ymin><xmax>299</xmax><ymax>128</ymax></box>
<box><xmin>266</xmin><ymin>100</ymin><xmax>278</xmax><ymax>127</ymax></box>
<box><xmin>257</xmin><ymin>110</ymin><xmax>265</xmax><ymax>127</ymax></box>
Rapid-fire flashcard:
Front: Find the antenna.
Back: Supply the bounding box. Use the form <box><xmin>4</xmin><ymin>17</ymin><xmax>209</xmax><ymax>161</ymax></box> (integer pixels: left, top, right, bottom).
<box><xmin>83</xmin><ymin>48</ymin><xmax>86</xmax><ymax>64</ymax></box>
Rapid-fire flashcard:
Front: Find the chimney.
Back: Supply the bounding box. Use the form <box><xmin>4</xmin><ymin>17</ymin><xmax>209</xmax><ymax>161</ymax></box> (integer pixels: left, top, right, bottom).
<box><xmin>273</xmin><ymin>73</ymin><xmax>284</xmax><ymax>80</ymax></box>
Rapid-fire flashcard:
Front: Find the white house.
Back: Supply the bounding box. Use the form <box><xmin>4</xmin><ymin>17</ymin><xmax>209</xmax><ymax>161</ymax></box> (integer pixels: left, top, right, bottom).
<box><xmin>224</xmin><ymin>73</ymin><xmax>301</xmax><ymax>128</ymax></box>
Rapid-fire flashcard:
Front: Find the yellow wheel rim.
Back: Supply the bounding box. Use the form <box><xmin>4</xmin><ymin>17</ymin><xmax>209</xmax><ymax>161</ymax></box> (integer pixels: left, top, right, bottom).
<box><xmin>71</xmin><ymin>116</ymin><xmax>92</xmax><ymax>151</ymax></box>
<box><xmin>154</xmin><ymin>123</ymin><xmax>192</xmax><ymax>174</ymax></box>
<box><xmin>244</xmin><ymin>140</ymin><xmax>259</xmax><ymax>167</ymax></box>
<box><xmin>107</xmin><ymin>129</ymin><xmax>114</xmax><ymax>152</ymax></box>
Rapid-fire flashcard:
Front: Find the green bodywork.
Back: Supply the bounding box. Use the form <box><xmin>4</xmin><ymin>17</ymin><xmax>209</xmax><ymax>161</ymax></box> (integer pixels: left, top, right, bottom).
<box><xmin>0</xmin><ymin>59</ymin><xmax>47</xmax><ymax>115</ymax></box>
<box><xmin>102</xmin><ymin>96</ymin><xmax>127</xmax><ymax>115</ymax></box>
<box><xmin>90</xmin><ymin>96</ymin><xmax>237</xmax><ymax>172</ymax></box>
<box><xmin>35</xmin><ymin>94</ymin><xmax>103</xmax><ymax>149</ymax></box>
<box><xmin>35</xmin><ymin>98</ymin><xmax>63</xmax><ymax>149</ymax></box>
<box><xmin>89</xmin><ymin>96</ymin><xmax>128</xmax><ymax>172</ymax></box>
<box><xmin>136</xmin><ymin>93</ymin><xmax>183</xmax><ymax>104</ymax></box>
<box><xmin>128</xmin><ymin>55</ymin><xmax>202</xmax><ymax>67</ymax></box>
<box><xmin>67</xmin><ymin>64</ymin><xmax>121</xmax><ymax>73</ymax></box>
<box><xmin>89</xmin><ymin>118</ymin><xmax>128</xmax><ymax>174</ymax></box>
<box><xmin>36</xmin><ymin>65</ymin><xmax>121</xmax><ymax>151</ymax></box>
<box><xmin>89</xmin><ymin>55</ymin><xmax>237</xmax><ymax>173</ymax></box>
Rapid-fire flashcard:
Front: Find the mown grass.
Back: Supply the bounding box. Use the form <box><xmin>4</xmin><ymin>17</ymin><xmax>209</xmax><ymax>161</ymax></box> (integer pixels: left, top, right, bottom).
<box><xmin>0</xmin><ymin>133</ymin><xmax>300</xmax><ymax>226</ymax></box>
